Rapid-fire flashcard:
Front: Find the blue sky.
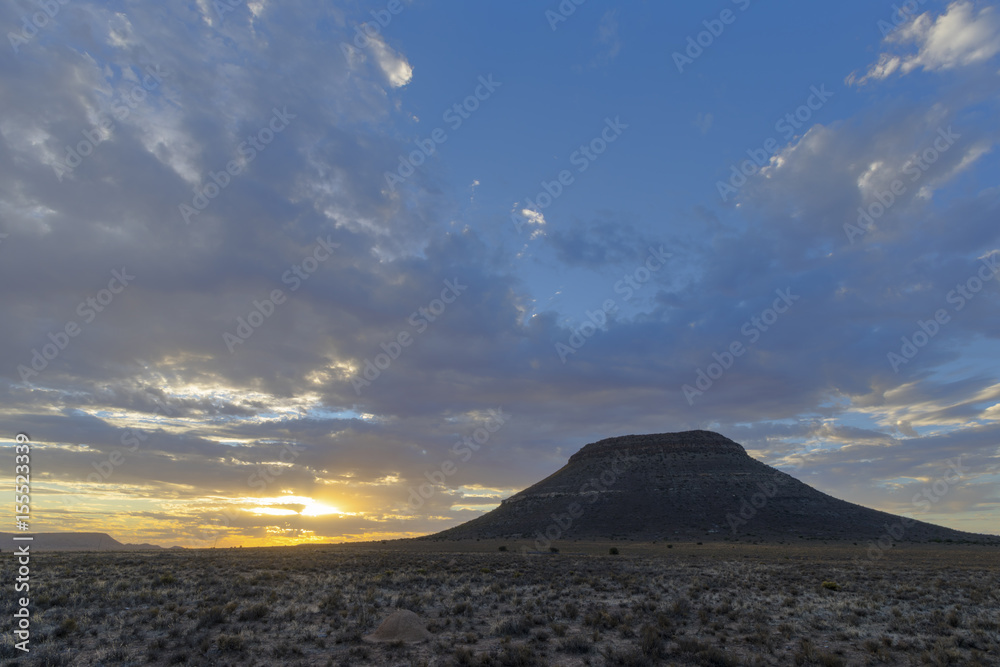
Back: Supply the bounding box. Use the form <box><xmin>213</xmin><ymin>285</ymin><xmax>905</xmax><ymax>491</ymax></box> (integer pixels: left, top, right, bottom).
<box><xmin>1</xmin><ymin>0</ymin><xmax>999</xmax><ymax>546</ymax></box>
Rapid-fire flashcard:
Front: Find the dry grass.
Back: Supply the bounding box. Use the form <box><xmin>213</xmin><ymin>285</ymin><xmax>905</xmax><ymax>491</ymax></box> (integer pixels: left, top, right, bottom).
<box><xmin>0</xmin><ymin>541</ymin><xmax>998</xmax><ymax>665</ymax></box>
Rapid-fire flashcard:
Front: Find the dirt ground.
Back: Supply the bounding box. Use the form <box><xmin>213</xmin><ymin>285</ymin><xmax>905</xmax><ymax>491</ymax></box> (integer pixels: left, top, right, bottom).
<box><xmin>2</xmin><ymin>540</ymin><xmax>998</xmax><ymax>666</ymax></box>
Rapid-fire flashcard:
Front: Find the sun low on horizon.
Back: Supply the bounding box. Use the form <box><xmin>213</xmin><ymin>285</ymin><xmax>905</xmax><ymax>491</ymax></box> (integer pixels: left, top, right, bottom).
<box><xmin>2</xmin><ymin>0</ymin><xmax>1000</xmax><ymax>550</ymax></box>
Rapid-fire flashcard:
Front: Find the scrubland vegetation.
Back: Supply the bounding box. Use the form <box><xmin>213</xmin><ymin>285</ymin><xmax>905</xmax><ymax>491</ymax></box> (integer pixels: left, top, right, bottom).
<box><xmin>2</xmin><ymin>541</ymin><xmax>998</xmax><ymax>666</ymax></box>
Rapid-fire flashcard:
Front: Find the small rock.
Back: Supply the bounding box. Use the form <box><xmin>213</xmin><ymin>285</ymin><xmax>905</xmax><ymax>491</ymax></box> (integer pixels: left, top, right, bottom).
<box><xmin>363</xmin><ymin>609</ymin><xmax>432</xmax><ymax>644</ymax></box>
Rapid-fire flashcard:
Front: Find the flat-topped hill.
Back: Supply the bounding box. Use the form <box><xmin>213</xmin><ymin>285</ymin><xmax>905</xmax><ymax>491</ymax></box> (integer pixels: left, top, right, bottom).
<box><xmin>428</xmin><ymin>431</ymin><xmax>999</xmax><ymax>544</ymax></box>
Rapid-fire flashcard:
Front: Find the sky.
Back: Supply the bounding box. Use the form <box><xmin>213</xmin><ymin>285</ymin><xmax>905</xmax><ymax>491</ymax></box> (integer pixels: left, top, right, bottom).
<box><xmin>1</xmin><ymin>0</ymin><xmax>999</xmax><ymax>547</ymax></box>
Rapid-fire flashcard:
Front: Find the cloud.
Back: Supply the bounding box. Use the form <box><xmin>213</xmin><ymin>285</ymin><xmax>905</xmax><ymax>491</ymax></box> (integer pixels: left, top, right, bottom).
<box><xmin>694</xmin><ymin>112</ymin><xmax>714</xmax><ymax>135</ymax></box>
<box><xmin>368</xmin><ymin>34</ymin><xmax>414</xmax><ymax>88</ymax></box>
<box><xmin>513</xmin><ymin>206</ymin><xmax>546</xmax><ymax>241</ymax></box>
<box><xmin>592</xmin><ymin>10</ymin><xmax>621</xmax><ymax>66</ymax></box>
<box><xmin>853</xmin><ymin>1</ymin><xmax>1000</xmax><ymax>84</ymax></box>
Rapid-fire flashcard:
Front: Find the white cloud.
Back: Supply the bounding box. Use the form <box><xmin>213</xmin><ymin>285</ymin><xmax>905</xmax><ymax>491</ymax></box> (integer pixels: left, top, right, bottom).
<box><xmin>516</xmin><ymin>207</ymin><xmax>546</xmax><ymax>241</ymax></box>
<box><xmin>855</xmin><ymin>1</ymin><xmax>1000</xmax><ymax>84</ymax></box>
<box><xmin>369</xmin><ymin>34</ymin><xmax>413</xmax><ymax>88</ymax></box>
<box><xmin>595</xmin><ymin>10</ymin><xmax>621</xmax><ymax>65</ymax></box>
<box><xmin>520</xmin><ymin>208</ymin><xmax>545</xmax><ymax>227</ymax></box>
<box><xmin>694</xmin><ymin>112</ymin><xmax>714</xmax><ymax>135</ymax></box>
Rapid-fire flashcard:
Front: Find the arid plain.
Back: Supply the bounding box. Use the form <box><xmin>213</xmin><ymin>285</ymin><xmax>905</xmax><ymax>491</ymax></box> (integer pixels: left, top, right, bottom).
<box><xmin>2</xmin><ymin>540</ymin><xmax>998</xmax><ymax>666</ymax></box>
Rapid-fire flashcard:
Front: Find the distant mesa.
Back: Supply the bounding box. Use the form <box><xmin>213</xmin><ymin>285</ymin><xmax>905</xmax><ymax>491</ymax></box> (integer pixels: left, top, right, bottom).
<box><xmin>0</xmin><ymin>532</ymin><xmax>179</xmax><ymax>551</ymax></box>
<box><xmin>427</xmin><ymin>430</ymin><xmax>999</xmax><ymax>544</ymax></box>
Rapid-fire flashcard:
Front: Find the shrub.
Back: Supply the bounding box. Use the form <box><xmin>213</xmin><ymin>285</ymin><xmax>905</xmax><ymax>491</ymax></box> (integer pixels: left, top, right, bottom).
<box><xmin>600</xmin><ymin>645</ymin><xmax>647</xmax><ymax>666</ymax></box>
<box><xmin>493</xmin><ymin>615</ymin><xmax>531</xmax><ymax>637</ymax></box>
<box><xmin>821</xmin><ymin>581</ymin><xmax>842</xmax><ymax>591</ymax></box>
<box><xmin>196</xmin><ymin>605</ymin><xmax>226</xmax><ymax>628</ymax></box>
<box><xmin>557</xmin><ymin>634</ymin><xmax>592</xmax><ymax>654</ymax></box>
<box><xmin>676</xmin><ymin>637</ymin><xmax>740</xmax><ymax>666</ymax></box>
<box><xmin>639</xmin><ymin>624</ymin><xmax>665</xmax><ymax>658</ymax></box>
<box><xmin>497</xmin><ymin>642</ymin><xmax>541</xmax><ymax>666</ymax></box>
<box><xmin>454</xmin><ymin>646</ymin><xmax>476</xmax><ymax>665</ymax></box>
<box><xmin>669</xmin><ymin>597</ymin><xmax>692</xmax><ymax>619</ymax></box>
<box><xmin>53</xmin><ymin>617</ymin><xmax>78</xmax><ymax>637</ymax></box>
<box><xmin>217</xmin><ymin>633</ymin><xmax>244</xmax><ymax>652</ymax></box>
<box><xmin>795</xmin><ymin>638</ymin><xmax>844</xmax><ymax>666</ymax></box>
<box><xmin>238</xmin><ymin>602</ymin><xmax>269</xmax><ymax>622</ymax></box>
